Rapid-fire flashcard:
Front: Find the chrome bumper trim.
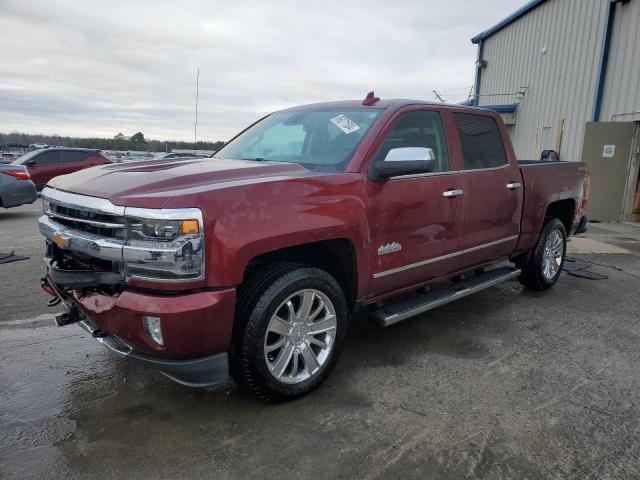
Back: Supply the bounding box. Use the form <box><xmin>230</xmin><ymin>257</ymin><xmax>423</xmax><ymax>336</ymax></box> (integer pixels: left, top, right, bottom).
<box><xmin>78</xmin><ymin>319</ymin><xmax>133</xmax><ymax>356</ymax></box>
<box><xmin>39</xmin><ymin>214</ymin><xmax>124</xmax><ymax>262</ymax></box>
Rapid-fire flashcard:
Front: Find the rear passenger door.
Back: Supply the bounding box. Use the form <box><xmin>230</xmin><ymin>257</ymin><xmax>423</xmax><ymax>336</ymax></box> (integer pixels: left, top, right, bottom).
<box><xmin>453</xmin><ymin>112</ymin><xmax>523</xmax><ymax>268</ymax></box>
<box><xmin>62</xmin><ymin>150</ymin><xmax>93</xmax><ymax>174</ymax></box>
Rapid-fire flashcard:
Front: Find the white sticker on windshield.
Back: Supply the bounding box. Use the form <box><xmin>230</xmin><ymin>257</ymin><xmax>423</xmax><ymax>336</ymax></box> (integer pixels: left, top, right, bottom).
<box><xmin>330</xmin><ymin>114</ymin><xmax>360</xmax><ymax>134</ymax></box>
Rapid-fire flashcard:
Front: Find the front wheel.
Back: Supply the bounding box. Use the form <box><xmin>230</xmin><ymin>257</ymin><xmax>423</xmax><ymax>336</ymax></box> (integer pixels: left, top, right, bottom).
<box><xmin>230</xmin><ymin>263</ymin><xmax>348</xmax><ymax>402</ymax></box>
<box><xmin>518</xmin><ymin>218</ymin><xmax>567</xmax><ymax>290</ymax></box>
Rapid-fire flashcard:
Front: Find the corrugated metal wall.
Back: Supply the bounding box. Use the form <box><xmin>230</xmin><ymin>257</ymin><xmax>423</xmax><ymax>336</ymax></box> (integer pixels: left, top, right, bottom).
<box><xmin>478</xmin><ymin>0</ymin><xmax>608</xmax><ymax>160</ymax></box>
<box><xmin>600</xmin><ymin>0</ymin><xmax>640</xmax><ymax>122</ymax></box>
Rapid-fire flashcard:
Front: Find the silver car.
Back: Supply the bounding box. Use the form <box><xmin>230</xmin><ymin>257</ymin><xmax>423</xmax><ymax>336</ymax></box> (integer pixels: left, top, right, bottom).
<box><xmin>0</xmin><ymin>164</ymin><xmax>37</xmax><ymax>208</ymax></box>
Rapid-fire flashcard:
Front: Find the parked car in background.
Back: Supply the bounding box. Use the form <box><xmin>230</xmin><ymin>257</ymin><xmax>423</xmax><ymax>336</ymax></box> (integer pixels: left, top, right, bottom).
<box><xmin>39</xmin><ymin>96</ymin><xmax>590</xmax><ymax>401</ymax></box>
<box><xmin>12</xmin><ymin>148</ymin><xmax>112</xmax><ymax>190</ymax></box>
<box><xmin>0</xmin><ymin>153</ymin><xmax>17</xmax><ymax>164</ymax></box>
<box><xmin>0</xmin><ymin>165</ymin><xmax>37</xmax><ymax>208</ymax></box>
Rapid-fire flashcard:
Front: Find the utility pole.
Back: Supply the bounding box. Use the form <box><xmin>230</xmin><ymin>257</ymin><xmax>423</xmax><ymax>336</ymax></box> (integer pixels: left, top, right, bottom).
<box><xmin>194</xmin><ymin>67</ymin><xmax>200</xmax><ymax>153</ymax></box>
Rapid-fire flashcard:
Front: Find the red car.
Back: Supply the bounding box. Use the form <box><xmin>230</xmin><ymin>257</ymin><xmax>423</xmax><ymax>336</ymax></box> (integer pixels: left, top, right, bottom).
<box><xmin>13</xmin><ymin>148</ymin><xmax>112</xmax><ymax>190</ymax></box>
<box><xmin>39</xmin><ymin>96</ymin><xmax>590</xmax><ymax>401</ymax></box>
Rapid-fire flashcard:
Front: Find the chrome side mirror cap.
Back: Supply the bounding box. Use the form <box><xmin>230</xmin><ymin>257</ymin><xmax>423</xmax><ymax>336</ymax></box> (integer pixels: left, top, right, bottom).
<box><xmin>384</xmin><ymin>147</ymin><xmax>435</xmax><ymax>162</ymax></box>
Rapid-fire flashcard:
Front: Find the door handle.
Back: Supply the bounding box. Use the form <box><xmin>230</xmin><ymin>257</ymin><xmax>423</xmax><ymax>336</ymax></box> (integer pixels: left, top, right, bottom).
<box><xmin>442</xmin><ymin>189</ymin><xmax>464</xmax><ymax>198</ymax></box>
<box><xmin>506</xmin><ymin>182</ymin><xmax>522</xmax><ymax>190</ymax></box>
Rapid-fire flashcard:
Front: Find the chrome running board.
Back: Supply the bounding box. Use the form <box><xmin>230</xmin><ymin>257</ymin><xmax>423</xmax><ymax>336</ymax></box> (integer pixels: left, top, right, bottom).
<box><xmin>371</xmin><ymin>266</ymin><xmax>521</xmax><ymax>327</ymax></box>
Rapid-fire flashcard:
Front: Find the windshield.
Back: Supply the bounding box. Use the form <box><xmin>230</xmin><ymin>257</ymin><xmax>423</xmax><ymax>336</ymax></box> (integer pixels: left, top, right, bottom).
<box><xmin>11</xmin><ymin>149</ymin><xmax>42</xmax><ymax>165</ymax></box>
<box><xmin>213</xmin><ymin>109</ymin><xmax>381</xmax><ymax>172</ymax></box>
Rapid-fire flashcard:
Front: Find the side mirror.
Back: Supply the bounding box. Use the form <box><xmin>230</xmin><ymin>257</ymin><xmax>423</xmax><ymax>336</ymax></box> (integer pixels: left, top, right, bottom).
<box><xmin>370</xmin><ymin>147</ymin><xmax>435</xmax><ymax>181</ymax></box>
<box><xmin>25</xmin><ymin>159</ymin><xmax>36</xmax><ymax>166</ymax></box>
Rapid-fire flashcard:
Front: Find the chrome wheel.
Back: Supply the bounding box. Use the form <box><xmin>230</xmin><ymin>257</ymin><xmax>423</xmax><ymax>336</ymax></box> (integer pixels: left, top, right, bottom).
<box><xmin>264</xmin><ymin>289</ymin><xmax>337</xmax><ymax>384</ymax></box>
<box><xmin>542</xmin><ymin>230</ymin><xmax>564</xmax><ymax>280</ymax></box>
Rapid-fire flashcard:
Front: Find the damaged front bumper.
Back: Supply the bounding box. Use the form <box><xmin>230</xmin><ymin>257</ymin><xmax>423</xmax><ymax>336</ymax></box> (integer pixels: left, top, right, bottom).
<box><xmin>77</xmin><ymin>318</ymin><xmax>230</xmax><ymax>388</ymax></box>
<box><xmin>41</xmin><ymin>259</ymin><xmax>236</xmax><ymax>389</ymax></box>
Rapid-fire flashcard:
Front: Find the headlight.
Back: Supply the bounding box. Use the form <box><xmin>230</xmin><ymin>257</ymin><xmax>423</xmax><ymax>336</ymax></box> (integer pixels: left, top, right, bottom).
<box><xmin>122</xmin><ymin>207</ymin><xmax>205</xmax><ymax>282</ymax></box>
<box><xmin>127</xmin><ymin>218</ymin><xmax>199</xmax><ymax>244</ymax></box>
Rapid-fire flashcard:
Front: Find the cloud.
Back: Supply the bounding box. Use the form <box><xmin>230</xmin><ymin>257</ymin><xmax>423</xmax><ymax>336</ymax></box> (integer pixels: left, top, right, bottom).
<box><xmin>0</xmin><ymin>0</ymin><xmax>524</xmax><ymax>141</ymax></box>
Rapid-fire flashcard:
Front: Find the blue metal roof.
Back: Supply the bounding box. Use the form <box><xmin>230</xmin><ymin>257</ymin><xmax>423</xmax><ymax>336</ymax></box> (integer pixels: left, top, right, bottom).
<box><xmin>471</xmin><ymin>0</ymin><xmax>549</xmax><ymax>44</ymax></box>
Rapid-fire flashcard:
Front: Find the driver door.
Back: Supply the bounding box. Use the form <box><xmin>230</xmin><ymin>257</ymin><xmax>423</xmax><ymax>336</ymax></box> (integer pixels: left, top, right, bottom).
<box><xmin>365</xmin><ymin>109</ymin><xmax>465</xmax><ymax>297</ymax></box>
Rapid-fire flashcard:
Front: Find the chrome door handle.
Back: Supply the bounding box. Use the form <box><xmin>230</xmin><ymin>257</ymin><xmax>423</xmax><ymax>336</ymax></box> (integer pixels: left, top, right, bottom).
<box><xmin>442</xmin><ymin>189</ymin><xmax>464</xmax><ymax>198</ymax></box>
<box><xmin>506</xmin><ymin>182</ymin><xmax>522</xmax><ymax>190</ymax></box>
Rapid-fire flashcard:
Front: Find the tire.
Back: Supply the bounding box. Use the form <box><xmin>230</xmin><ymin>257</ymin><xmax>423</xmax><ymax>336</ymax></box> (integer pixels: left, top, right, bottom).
<box><xmin>518</xmin><ymin>218</ymin><xmax>567</xmax><ymax>290</ymax></box>
<box><xmin>230</xmin><ymin>263</ymin><xmax>348</xmax><ymax>402</ymax></box>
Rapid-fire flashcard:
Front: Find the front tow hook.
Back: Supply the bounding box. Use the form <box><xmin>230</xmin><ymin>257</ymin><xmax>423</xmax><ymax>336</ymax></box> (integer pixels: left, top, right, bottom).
<box><xmin>54</xmin><ymin>307</ymin><xmax>81</xmax><ymax>327</ymax></box>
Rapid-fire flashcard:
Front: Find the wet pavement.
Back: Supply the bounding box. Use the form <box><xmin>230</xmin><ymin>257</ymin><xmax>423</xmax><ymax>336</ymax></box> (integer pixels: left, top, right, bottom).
<box><xmin>2</xmin><ymin>201</ymin><xmax>640</xmax><ymax>479</ymax></box>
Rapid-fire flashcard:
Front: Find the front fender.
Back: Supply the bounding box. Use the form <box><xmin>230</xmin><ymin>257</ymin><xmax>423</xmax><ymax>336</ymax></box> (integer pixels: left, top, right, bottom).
<box><xmin>202</xmin><ymin>174</ymin><xmax>371</xmax><ymax>295</ymax></box>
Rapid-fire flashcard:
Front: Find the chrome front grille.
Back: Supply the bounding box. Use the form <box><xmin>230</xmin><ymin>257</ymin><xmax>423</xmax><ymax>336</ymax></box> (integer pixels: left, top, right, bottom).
<box><xmin>43</xmin><ymin>187</ymin><xmax>127</xmax><ymax>242</ymax></box>
<box><xmin>48</xmin><ymin>203</ymin><xmax>126</xmax><ymax>239</ymax></box>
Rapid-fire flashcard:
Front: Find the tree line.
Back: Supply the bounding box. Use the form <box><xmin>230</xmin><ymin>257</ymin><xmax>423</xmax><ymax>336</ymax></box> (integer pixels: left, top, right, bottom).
<box><xmin>0</xmin><ymin>131</ymin><xmax>226</xmax><ymax>153</ymax></box>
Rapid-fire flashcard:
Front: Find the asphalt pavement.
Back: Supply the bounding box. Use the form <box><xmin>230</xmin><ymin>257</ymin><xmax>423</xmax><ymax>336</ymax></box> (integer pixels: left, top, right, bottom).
<box><xmin>2</xmin><ymin>200</ymin><xmax>640</xmax><ymax>479</ymax></box>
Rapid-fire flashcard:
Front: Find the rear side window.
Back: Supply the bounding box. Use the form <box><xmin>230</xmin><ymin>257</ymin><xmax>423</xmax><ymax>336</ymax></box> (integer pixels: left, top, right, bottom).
<box><xmin>64</xmin><ymin>151</ymin><xmax>91</xmax><ymax>162</ymax></box>
<box><xmin>35</xmin><ymin>151</ymin><xmax>62</xmax><ymax>165</ymax></box>
<box><xmin>374</xmin><ymin>110</ymin><xmax>449</xmax><ymax>172</ymax></box>
<box><xmin>453</xmin><ymin>113</ymin><xmax>507</xmax><ymax>169</ymax></box>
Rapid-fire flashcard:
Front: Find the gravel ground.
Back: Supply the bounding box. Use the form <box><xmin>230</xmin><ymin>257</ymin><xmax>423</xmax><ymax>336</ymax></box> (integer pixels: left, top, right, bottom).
<box><xmin>2</xmin><ymin>200</ymin><xmax>640</xmax><ymax>480</ymax></box>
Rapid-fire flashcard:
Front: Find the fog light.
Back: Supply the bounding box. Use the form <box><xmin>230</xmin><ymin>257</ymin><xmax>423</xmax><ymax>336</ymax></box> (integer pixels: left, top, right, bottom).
<box><xmin>142</xmin><ymin>316</ymin><xmax>164</xmax><ymax>345</ymax></box>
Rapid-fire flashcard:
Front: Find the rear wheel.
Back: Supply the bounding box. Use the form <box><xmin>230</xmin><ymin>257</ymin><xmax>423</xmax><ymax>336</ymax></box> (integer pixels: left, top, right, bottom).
<box><xmin>230</xmin><ymin>263</ymin><xmax>348</xmax><ymax>402</ymax></box>
<box><xmin>518</xmin><ymin>218</ymin><xmax>567</xmax><ymax>290</ymax></box>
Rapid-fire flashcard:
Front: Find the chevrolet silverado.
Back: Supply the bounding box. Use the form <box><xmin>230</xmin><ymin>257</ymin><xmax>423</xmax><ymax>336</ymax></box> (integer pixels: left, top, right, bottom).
<box><xmin>39</xmin><ymin>94</ymin><xmax>590</xmax><ymax>401</ymax></box>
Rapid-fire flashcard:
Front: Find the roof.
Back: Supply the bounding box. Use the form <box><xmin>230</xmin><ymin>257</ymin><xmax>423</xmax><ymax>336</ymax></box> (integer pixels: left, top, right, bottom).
<box><xmin>47</xmin><ymin>147</ymin><xmax>101</xmax><ymax>152</ymax></box>
<box><xmin>275</xmin><ymin>99</ymin><xmax>509</xmax><ymax>119</ymax></box>
<box><xmin>282</xmin><ymin>99</ymin><xmax>439</xmax><ymax>111</ymax></box>
<box><xmin>471</xmin><ymin>0</ymin><xmax>548</xmax><ymax>44</ymax></box>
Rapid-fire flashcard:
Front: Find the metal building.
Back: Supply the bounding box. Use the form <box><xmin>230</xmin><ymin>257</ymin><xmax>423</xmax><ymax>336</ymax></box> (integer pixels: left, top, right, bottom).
<box><xmin>471</xmin><ymin>0</ymin><xmax>640</xmax><ymax>221</ymax></box>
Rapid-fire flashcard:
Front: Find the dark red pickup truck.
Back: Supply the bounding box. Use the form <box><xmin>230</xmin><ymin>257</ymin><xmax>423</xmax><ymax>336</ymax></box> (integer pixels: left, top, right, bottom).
<box><xmin>39</xmin><ymin>96</ymin><xmax>590</xmax><ymax>401</ymax></box>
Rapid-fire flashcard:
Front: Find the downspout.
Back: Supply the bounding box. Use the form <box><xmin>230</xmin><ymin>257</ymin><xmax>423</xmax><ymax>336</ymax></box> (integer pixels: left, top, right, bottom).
<box><xmin>592</xmin><ymin>0</ymin><xmax>624</xmax><ymax>121</ymax></box>
<box><xmin>474</xmin><ymin>40</ymin><xmax>484</xmax><ymax>106</ymax></box>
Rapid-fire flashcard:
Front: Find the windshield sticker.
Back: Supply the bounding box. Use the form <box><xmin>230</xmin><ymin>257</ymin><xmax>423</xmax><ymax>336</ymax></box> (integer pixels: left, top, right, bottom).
<box><xmin>330</xmin><ymin>115</ymin><xmax>360</xmax><ymax>134</ymax></box>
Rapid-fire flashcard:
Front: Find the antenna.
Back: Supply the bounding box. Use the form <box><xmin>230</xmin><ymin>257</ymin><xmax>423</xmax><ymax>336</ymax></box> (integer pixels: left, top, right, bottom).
<box><xmin>432</xmin><ymin>90</ymin><xmax>447</xmax><ymax>103</ymax></box>
<box><xmin>194</xmin><ymin>67</ymin><xmax>200</xmax><ymax>153</ymax></box>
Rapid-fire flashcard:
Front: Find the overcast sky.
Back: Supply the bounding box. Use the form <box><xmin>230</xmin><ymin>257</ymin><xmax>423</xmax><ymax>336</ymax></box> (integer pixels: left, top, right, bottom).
<box><xmin>0</xmin><ymin>0</ymin><xmax>524</xmax><ymax>142</ymax></box>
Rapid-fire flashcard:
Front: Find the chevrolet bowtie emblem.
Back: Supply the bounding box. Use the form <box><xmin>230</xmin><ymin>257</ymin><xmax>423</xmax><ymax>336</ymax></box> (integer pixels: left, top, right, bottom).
<box><xmin>53</xmin><ymin>231</ymin><xmax>70</xmax><ymax>249</ymax></box>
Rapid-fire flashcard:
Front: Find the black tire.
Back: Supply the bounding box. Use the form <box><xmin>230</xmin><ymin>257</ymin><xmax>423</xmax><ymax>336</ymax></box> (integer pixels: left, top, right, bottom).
<box><xmin>518</xmin><ymin>218</ymin><xmax>567</xmax><ymax>290</ymax></box>
<box><xmin>230</xmin><ymin>262</ymin><xmax>348</xmax><ymax>402</ymax></box>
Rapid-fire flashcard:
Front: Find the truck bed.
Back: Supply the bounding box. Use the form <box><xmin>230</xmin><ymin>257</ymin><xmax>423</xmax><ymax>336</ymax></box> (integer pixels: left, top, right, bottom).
<box><xmin>517</xmin><ymin>159</ymin><xmax>589</xmax><ymax>253</ymax></box>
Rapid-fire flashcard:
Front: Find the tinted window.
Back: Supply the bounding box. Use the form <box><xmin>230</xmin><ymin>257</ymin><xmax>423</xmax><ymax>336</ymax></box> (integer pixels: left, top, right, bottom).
<box><xmin>33</xmin><ymin>151</ymin><xmax>62</xmax><ymax>165</ymax></box>
<box><xmin>453</xmin><ymin>113</ymin><xmax>507</xmax><ymax>169</ymax></box>
<box><xmin>374</xmin><ymin>110</ymin><xmax>449</xmax><ymax>172</ymax></box>
<box><xmin>64</xmin><ymin>151</ymin><xmax>91</xmax><ymax>162</ymax></box>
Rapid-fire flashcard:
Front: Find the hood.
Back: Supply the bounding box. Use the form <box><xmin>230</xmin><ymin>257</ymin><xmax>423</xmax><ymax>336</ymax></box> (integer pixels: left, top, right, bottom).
<box><xmin>48</xmin><ymin>157</ymin><xmax>314</xmax><ymax>207</ymax></box>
